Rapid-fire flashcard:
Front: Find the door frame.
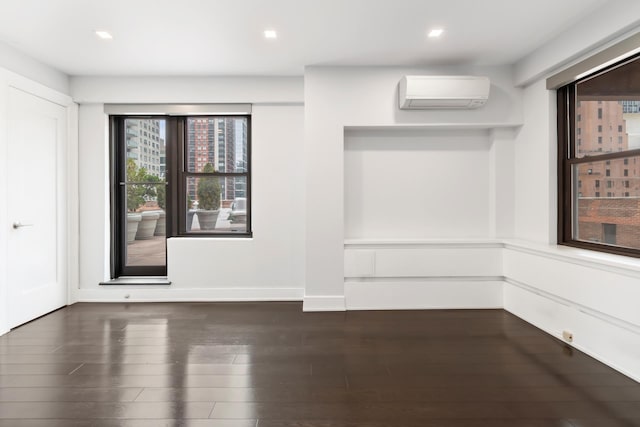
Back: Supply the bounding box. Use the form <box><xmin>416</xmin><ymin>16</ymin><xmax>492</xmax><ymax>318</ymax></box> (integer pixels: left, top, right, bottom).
<box><xmin>110</xmin><ymin>116</ymin><xmax>169</xmax><ymax>278</ymax></box>
<box><xmin>0</xmin><ymin>68</ymin><xmax>78</xmax><ymax>335</ymax></box>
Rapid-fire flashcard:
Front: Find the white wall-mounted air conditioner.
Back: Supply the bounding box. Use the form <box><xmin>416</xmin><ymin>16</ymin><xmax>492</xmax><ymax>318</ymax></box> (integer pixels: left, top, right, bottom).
<box><xmin>398</xmin><ymin>75</ymin><xmax>490</xmax><ymax>109</ymax></box>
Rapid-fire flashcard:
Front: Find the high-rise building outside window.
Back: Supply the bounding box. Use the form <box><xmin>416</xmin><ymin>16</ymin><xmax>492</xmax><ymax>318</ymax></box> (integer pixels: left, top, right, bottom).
<box><xmin>110</xmin><ymin>113</ymin><xmax>251</xmax><ymax>278</ymax></box>
<box><xmin>558</xmin><ymin>54</ymin><xmax>640</xmax><ymax>257</ymax></box>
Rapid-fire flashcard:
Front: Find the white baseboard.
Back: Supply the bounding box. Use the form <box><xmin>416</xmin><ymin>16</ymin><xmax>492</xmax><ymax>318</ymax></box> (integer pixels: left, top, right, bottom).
<box><xmin>504</xmin><ymin>281</ymin><xmax>640</xmax><ymax>383</ymax></box>
<box><xmin>303</xmin><ymin>295</ymin><xmax>346</xmax><ymax>311</ymax></box>
<box><xmin>345</xmin><ymin>279</ymin><xmax>504</xmax><ymax>310</ymax></box>
<box><xmin>76</xmin><ymin>287</ymin><xmax>304</xmax><ymax>303</ymax></box>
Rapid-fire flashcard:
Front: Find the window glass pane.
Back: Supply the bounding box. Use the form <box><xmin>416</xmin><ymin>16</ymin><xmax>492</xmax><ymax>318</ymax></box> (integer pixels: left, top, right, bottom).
<box><xmin>574</xmin><ymin>100</ymin><xmax>637</xmax><ymax>158</ymax></box>
<box><xmin>125</xmin><ymin>183</ymin><xmax>166</xmax><ymax>266</ymax></box>
<box><xmin>123</xmin><ymin>118</ymin><xmax>167</xmax><ymax>270</ymax></box>
<box><xmin>573</xmin><ymin>156</ymin><xmax>640</xmax><ymax>250</ymax></box>
<box><xmin>186</xmin><ymin>117</ymin><xmax>248</xmax><ymax>173</ymax></box>
<box><xmin>575</xmin><ymin>58</ymin><xmax>640</xmax><ymax>158</ymax></box>
<box><xmin>125</xmin><ymin>119</ymin><xmax>167</xmax><ymax>181</ymax></box>
<box><xmin>186</xmin><ymin>176</ymin><xmax>247</xmax><ymax>233</ymax></box>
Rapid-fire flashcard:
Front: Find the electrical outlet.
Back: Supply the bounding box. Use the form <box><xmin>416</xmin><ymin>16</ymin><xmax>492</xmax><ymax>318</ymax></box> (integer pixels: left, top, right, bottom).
<box><xmin>562</xmin><ymin>330</ymin><xmax>573</xmax><ymax>342</ymax></box>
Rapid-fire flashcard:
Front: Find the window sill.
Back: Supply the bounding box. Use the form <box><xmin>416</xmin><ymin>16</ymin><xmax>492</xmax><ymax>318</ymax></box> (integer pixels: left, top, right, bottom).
<box><xmin>343</xmin><ymin>237</ymin><xmax>640</xmax><ymax>278</ymax></box>
<box><xmin>100</xmin><ymin>277</ymin><xmax>171</xmax><ymax>286</ymax></box>
<box><xmin>503</xmin><ymin>239</ymin><xmax>640</xmax><ymax>278</ymax></box>
<box><xmin>171</xmin><ymin>235</ymin><xmax>253</xmax><ymax>241</ymax></box>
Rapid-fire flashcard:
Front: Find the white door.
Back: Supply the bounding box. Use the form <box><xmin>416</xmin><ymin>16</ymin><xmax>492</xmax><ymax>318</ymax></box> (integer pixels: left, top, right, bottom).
<box><xmin>7</xmin><ymin>87</ymin><xmax>67</xmax><ymax>328</ymax></box>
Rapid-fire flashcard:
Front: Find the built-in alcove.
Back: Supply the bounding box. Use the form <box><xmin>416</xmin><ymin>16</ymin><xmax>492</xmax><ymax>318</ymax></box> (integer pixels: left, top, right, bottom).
<box><xmin>344</xmin><ymin>127</ymin><xmax>493</xmax><ymax>239</ymax></box>
<box><xmin>342</xmin><ymin>124</ymin><xmax>517</xmax><ymax>311</ymax></box>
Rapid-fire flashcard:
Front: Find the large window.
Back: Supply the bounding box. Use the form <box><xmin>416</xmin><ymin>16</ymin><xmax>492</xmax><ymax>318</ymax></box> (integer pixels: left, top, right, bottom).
<box><xmin>558</xmin><ymin>54</ymin><xmax>640</xmax><ymax>256</ymax></box>
<box><xmin>181</xmin><ymin>117</ymin><xmax>250</xmax><ymax>234</ymax></box>
<box><xmin>110</xmin><ymin>114</ymin><xmax>251</xmax><ymax>278</ymax></box>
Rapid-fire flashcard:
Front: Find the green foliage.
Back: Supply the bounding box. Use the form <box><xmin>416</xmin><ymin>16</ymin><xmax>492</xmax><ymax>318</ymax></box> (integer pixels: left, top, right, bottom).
<box><xmin>197</xmin><ymin>163</ymin><xmax>221</xmax><ymax>211</ymax></box>
<box><xmin>127</xmin><ymin>159</ymin><xmax>149</xmax><ymax>212</ymax></box>
<box><xmin>145</xmin><ymin>174</ymin><xmax>165</xmax><ymax>210</ymax></box>
<box><xmin>126</xmin><ymin>158</ymin><xmax>164</xmax><ymax>211</ymax></box>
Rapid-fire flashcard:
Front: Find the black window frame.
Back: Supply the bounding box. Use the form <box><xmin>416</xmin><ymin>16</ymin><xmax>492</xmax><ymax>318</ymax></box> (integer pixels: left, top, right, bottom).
<box><xmin>110</xmin><ymin>116</ymin><xmax>173</xmax><ymax>277</ymax></box>
<box><xmin>557</xmin><ymin>52</ymin><xmax>640</xmax><ymax>258</ymax></box>
<box><xmin>175</xmin><ymin>115</ymin><xmax>252</xmax><ymax>238</ymax></box>
<box><xmin>110</xmin><ymin>114</ymin><xmax>252</xmax><ymax>279</ymax></box>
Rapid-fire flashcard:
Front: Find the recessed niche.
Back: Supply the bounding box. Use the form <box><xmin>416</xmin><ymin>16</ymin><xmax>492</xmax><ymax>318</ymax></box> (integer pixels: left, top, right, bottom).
<box><xmin>344</xmin><ymin>128</ymin><xmax>491</xmax><ymax>239</ymax></box>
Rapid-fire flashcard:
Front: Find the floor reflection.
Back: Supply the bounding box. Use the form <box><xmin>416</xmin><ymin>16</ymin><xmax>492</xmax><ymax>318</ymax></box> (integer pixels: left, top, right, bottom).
<box><xmin>0</xmin><ymin>303</ymin><xmax>638</xmax><ymax>425</ymax></box>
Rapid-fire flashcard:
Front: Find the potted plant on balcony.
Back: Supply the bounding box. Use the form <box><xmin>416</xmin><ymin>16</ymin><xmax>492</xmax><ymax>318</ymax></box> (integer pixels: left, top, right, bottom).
<box><xmin>186</xmin><ymin>195</ymin><xmax>195</xmax><ymax>231</ymax></box>
<box><xmin>126</xmin><ymin>159</ymin><xmax>159</xmax><ymax>240</ymax></box>
<box><xmin>145</xmin><ymin>173</ymin><xmax>166</xmax><ymax>236</ymax></box>
<box><xmin>126</xmin><ymin>210</ymin><xmax>142</xmax><ymax>244</ymax></box>
<box><xmin>126</xmin><ymin>159</ymin><xmax>145</xmax><ymax>243</ymax></box>
<box><xmin>195</xmin><ymin>163</ymin><xmax>221</xmax><ymax>231</ymax></box>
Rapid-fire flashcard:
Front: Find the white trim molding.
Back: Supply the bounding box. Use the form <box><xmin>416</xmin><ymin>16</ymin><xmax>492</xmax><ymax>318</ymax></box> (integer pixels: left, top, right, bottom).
<box><xmin>505</xmin><ymin>277</ymin><xmax>640</xmax><ymax>337</ymax></box>
<box><xmin>504</xmin><ymin>281</ymin><xmax>640</xmax><ymax>383</ymax></box>
<box><xmin>345</xmin><ymin>278</ymin><xmax>504</xmax><ymax>311</ymax></box>
<box><xmin>344</xmin><ymin>239</ymin><xmax>504</xmax><ymax>310</ymax></box>
<box><xmin>546</xmin><ymin>31</ymin><xmax>640</xmax><ymax>90</ymax></box>
<box><xmin>341</xmin><ymin>237</ymin><xmax>640</xmax><ymax>382</ymax></box>
<box><xmin>77</xmin><ymin>287</ymin><xmax>304</xmax><ymax>303</ymax></box>
<box><xmin>502</xmin><ymin>240</ymin><xmax>640</xmax><ymax>383</ymax></box>
<box><xmin>303</xmin><ymin>295</ymin><xmax>346</xmax><ymax>312</ymax></box>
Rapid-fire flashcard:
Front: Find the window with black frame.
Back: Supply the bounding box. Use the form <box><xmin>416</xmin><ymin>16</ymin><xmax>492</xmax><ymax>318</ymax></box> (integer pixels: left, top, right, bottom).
<box><xmin>111</xmin><ymin>117</ymin><xmax>169</xmax><ymax>277</ymax></box>
<box><xmin>558</xmin><ymin>54</ymin><xmax>640</xmax><ymax>256</ymax></box>
<box><xmin>181</xmin><ymin>116</ymin><xmax>250</xmax><ymax>235</ymax></box>
<box><xmin>110</xmin><ymin>114</ymin><xmax>251</xmax><ymax>278</ymax></box>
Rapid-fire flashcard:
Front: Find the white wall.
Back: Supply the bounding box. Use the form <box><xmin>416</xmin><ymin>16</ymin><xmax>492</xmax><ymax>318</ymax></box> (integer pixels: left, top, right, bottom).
<box><xmin>304</xmin><ymin>65</ymin><xmax>522</xmax><ymax>311</ymax></box>
<box><xmin>505</xmin><ymin>72</ymin><xmax>640</xmax><ymax>381</ymax></box>
<box><xmin>513</xmin><ymin>79</ymin><xmax>557</xmax><ymax>244</ymax></box>
<box><xmin>77</xmin><ymin>104</ymin><xmax>110</xmax><ymax>298</ymax></box>
<box><xmin>344</xmin><ymin>128</ymin><xmax>492</xmax><ymax>239</ymax></box>
<box><xmin>342</xmin><ymin>126</ymin><xmax>509</xmax><ymax>311</ymax></box>
<box><xmin>0</xmin><ymin>41</ymin><xmax>69</xmax><ymax>94</ymax></box>
<box><xmin>71</xmin><ymin>76</ymin><xmax>302</xmax><ymax>104</ymax></box>
<box><xmin>514</xmin><ymin>0</ymin><xmax>640</xmax><ymax>86</ymax></box>
<box><xmin>507</xmin><ymin>10</ymin><xmax>640</xmax><ymax>382</ymax></box>
<box><xmin>503</xmin><ymin>242</ymin><xmax>640</xmax><ymax>382</ymax></box>
<box><xmin>74</xmin><ymin>77</ymin><xmax>305</xmax><ymax>301</ymax></box>
<box><xmin>166</xmin><ymin>105</ymin><xmax>305</xmax><ymax>299</ymax></box>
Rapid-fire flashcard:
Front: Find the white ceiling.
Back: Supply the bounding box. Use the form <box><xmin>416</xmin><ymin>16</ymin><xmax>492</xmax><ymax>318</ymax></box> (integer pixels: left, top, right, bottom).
<box><xmin>0</xmin><ymin>0</ymin><xmax>609</xmax><ymax>77</ymax></box>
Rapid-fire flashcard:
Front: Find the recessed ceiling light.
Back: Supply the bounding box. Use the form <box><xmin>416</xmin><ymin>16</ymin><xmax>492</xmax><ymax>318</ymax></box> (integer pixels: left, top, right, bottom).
<box><xmin>95</xmin><ymin>30</ymin><xmax>113</xmax><ymax>40</ymax></box>
<box><xmin>264</xmin><ymin>29</ymin><xmax>277</xmax><ymax>39</ymax></box>
<box><xmin>428</xmin><ymin>28</ymin><xmax>444</xmax><ymax>38</ymax></box>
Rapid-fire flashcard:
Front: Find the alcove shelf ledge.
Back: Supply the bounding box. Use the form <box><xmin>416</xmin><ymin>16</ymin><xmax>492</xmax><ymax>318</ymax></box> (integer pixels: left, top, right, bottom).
<box><xmin>344</xmin><ymin>238</ymin><xmax>503</xmax><ymax>249</ymax></box>
<box><xmin>344</xmin><ymin>123</ymin><xmax>523</xmax><ymax>132</ymax></box>
<box><xmin>345</xmin><ymin>237</ymin><xmax>640</xmax><ymax>275</ymax></box>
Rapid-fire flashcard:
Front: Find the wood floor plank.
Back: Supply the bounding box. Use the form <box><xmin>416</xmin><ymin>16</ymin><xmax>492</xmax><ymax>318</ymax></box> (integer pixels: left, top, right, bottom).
<box><xmin>0</xmin><ymin>374</ymin><xmax>341</xmax><ymax>388</ymax></box>
<box><xmin>0</xmin><ymin>363</ymin><xmax>82</xmax><ymax>375</ymax></box>
<box><xmin>256</xmin><ymin>421</ymin><xmax>576</xmax><ymax>427</ymax></box>
<box><xmin>0</xmin><ymin>401</ymin><xmax>214</xmax><ymax>419</ymax></box>
<box><xmin>210</xmin><ymin>401</ymin><xmax>523</xmax><ymax>419</ymax></box>
<box><xmin>379</xmin><ymin>385</ymin><xmax>640</xmax><ymax>402</ymax></box>
<box><xmin>0</xmin><ymin>302</ymin><xmax>636</xmax><ymax>426</ymax></box>
<box><xmin>135</xmin><ymin>387</ymin><xmax>379</xmax><ymax>403</ymax></box>
<box><xmin>0</xmin><ymin>421</ymin><xmax>256</xmax><ymax>427</ymax></box>
<box><xmin>0</xmin><ymin>387</ymin><xmax>143</xmax><ymax>402</ymax></box>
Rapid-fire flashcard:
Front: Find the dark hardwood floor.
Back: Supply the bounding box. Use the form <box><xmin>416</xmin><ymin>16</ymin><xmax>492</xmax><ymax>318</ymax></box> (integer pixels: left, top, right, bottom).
<box><xmin>0</xmin><ymin>302</ymin><xmax>638</xmax><ymax>426</ymax></box>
